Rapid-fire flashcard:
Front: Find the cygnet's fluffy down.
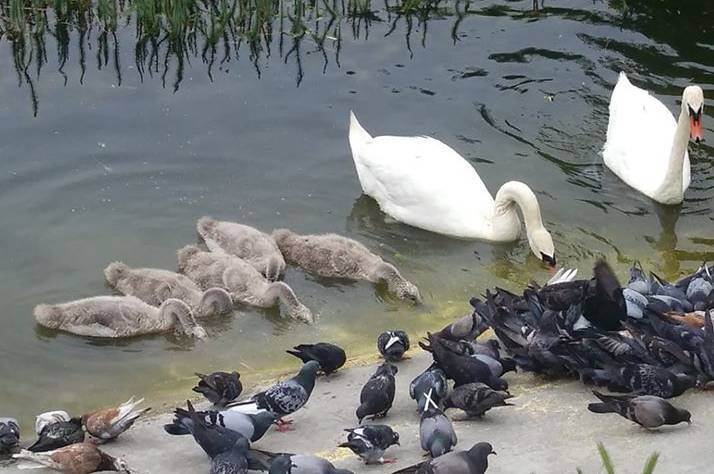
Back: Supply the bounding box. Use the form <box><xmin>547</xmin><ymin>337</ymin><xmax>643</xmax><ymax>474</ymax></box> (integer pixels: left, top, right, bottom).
<box><xmin>104</xmin><ymin>261</ymin><xmax>232</xmax><ymax>318</ymax></box>
<box><xmin>197</xmin><ymin>216</ymin><xmax>286</xmax><ymax>281</ymax></box>
<box><xmin>271</xmin><ymin>229</ymin><xmax>421</xmax><ymax>302</ymax></box>
<box><xmin>33</xmin><ymin>296</ymin><xmax>207</xmax><ymax>339</ymax></box>
<box><xmin>177</xmin><ymin>245</ymin><xmax>313</xmax><ymax>323</ymax></box>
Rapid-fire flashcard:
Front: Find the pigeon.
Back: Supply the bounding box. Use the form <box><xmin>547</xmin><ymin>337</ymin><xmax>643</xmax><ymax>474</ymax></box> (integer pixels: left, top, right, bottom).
<box><xmin>378</xmin><ymin>331</ymin><xmax>410</xmax><ymax>361</ymax></box>
<box><xmin>82</xmin><ymin>396</ymin><xmax>150</xmax><ymax>441</ymax></box>
<box><xmin>0</xmin><ymin>418</ymin><xmax>20</xmax><ymax>453</ymax></box>
<box><xmin>28</xmin><ymin>417</ymin><xmax>85</xmax><ymax>452</ymax></box>
<box><xmin>264</xmin><ymin>453</ymin><xmax>354</xmax><ymax>474</ymax></box>
<box><xmin>391</xmin><ymin>441</ymin><xmax>495</xmax><ymax>474</ymax></box>
<box><xmin>194</xmin><ymin>371</ymin><xmax>243</xmax><ymax>407</ymax></box>
<box><xmin>687</xmin><ymin>277</ymin><xmax>713</xmax><ymax>311</ymax></box>
<box><xmin>433</xmin><ymin>311</ymin><xmax>487</xmax><ymax>342</ymax></box>
<box><xmin>588</xmin><ymin>391</ymin><xmax>691</xmax><ymax>429</ymax></box>
<box><xmin>442</xmin><ymin>383</ymin><xmax>513</xmax><ymax>418</ymax></box>
<box><xmin>424</xmin><ymin>333</ymin><xmax>507</xmax><ymax>390</ymax></box>
<box><xmin>13</xmin><ymin>442</ymin><xmax>130</xmax><ymax>473</ymax></box>
<box><xmin>35</xmin><ymin>411</ymin><xmax>71</xmax><ymax>435</ymax></box>
<box><xmin>580</xmin><ymin>363</ymin><xmax>696</xmax><ymax>398</ymax></box>
<box><xmin>410</xmin><ymin>364</ymin><xmax>448</xmax><ymax>413</ymax></box>
<box><xmin>339</xmin><ymin>425</ymin><xmax>400</xmax><ymax>464</ymax></box>
<box><xmin>179</xmin><ymin>400</ymin><xmax>246</xmax><ymax>458</ymax></box>
<box><xmin>419</xmin><ymin>390</ymin><xmax>457</xmax><ymax>458</ymax></box>
<box><xmin>211</xmin><ymin>437</ymin><xmax>251</xmax><ymax>474</ymax></box>
<box><xmin>164</xmin><ymin>406</ymin><xmax>276</xmax><ymax>442</ymax></box>
<box><xmin>229</xmin><ymin>361</ymin><xmax>320</xmax><ymax>431</ymax></box>
<box><xmin>286</xmin><ymin>343</ymin><xmax>347</xmax><ymax>375</ymax></box>
<box><xmin>356</xmin><ymin>363</ymin><xmax>398</xmax><ymax>422</ymax></box>
<box><xmin>627</xmin><ymin>261</ymin><xmax>651</xmax><ymax>295</ymax></box>
<box><xmin>581</xmin><ymin>260</ymin><xmax>627</xmax><ymax>331</ymax></box>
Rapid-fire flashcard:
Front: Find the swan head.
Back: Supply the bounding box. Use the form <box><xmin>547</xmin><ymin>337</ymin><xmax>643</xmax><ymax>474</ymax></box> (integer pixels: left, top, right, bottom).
<box><xmin>528</xmin><ymin>227</ymin><xmax>556</xmax><ymax>268</ymax></box>
<box><xmin>288</xmin><ymin>302</ymin><xmax>315</xmax><ymax>324</ymax></box>
<box><xmin>683</xmin><ymin>86</ymin><xmax>704</xmax><ymax>143</ymax></box>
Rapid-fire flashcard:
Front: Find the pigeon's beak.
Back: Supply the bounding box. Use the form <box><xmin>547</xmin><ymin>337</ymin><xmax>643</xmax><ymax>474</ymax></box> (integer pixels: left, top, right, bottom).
<box><xmin>491</xmin><ymin>450</ymin><xmax>498</xmax><ymax>456</ymax></box>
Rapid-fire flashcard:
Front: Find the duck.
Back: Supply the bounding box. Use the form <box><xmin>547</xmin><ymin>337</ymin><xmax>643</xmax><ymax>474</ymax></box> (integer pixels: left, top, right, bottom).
<box><xmin>271</xmin><ymin>229</ymin><xmax>421</xmax><ymax>302</ymax></box>
<box><xmin>177</xmin><ymin>245</ymin><xmax>313</xmax><ymax>323</ymax></box>
<box><xmin>197</xmin><ymin>216</ymin><xmax>286</xmax><ymax>281</ymax></box>
<box><xmin>602</xmin><ymin>72</ymin><xmax>704</xmax><ymax>205</ymax></box>
<box><xmin>347</xmin><ymin>111</ymin><xmax>556</xmax><ymax>267</ymax></box>
<box><xmin>104</xmin><ymin>262</ymin><xmax>233</xmax><ymax>318</ymax></box>
<box><xmin>33</xmin><ymin>296</ymin><xmax>207</xmax><ymax>339</ymax></box>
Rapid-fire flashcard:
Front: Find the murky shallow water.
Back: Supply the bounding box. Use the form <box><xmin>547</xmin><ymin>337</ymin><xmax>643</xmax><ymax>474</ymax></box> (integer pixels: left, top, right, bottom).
<box><xmin>0</xmin><ymin>0</ymin><xmax>712</xmax><ymax>428</ymax></box>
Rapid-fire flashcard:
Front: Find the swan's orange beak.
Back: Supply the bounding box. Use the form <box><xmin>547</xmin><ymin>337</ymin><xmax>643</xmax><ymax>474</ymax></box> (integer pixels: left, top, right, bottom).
<box><xmin>690</xmin><ymin>108</ymin><xmax>704</xmax><ymax>143</ymax></box>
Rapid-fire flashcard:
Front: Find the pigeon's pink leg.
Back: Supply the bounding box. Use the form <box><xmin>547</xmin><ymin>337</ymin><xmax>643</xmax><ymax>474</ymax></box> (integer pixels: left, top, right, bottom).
<box><xmin>275</xmin><ymin>418</ymin><xmax>294</xmax><ymax>432</ymax></box>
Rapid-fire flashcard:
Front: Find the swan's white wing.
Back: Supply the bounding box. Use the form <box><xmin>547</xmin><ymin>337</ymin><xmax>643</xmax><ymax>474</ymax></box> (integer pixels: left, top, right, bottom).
<box><xmin>603</xmin><ymin>73</ymin><xmax>689</xmax><ymax>197</ymax></box>
<box><xmin>352</xmin><ymin>135</ymin><xmax>497</xmax><ymax>239</ymax></box>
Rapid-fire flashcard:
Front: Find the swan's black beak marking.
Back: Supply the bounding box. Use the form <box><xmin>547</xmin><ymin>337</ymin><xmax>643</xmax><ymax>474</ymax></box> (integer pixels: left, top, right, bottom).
<box><xmin>541</xmin><ymin>253</ymin><xmax>556</xmax><ymax>268</ymax></box>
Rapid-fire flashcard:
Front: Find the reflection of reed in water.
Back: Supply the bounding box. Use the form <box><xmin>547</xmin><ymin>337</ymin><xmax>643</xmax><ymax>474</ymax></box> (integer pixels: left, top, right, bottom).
<box><xmin>0</xmin><ymin>0</ymin><xmax>473</xmax><ymax>115</ymax></box>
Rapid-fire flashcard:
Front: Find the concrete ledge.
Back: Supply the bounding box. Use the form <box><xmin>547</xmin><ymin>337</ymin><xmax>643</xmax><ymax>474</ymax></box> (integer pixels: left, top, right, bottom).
<box><xmin>4</xmin><ymin>350</ymin><xmax>711</xmax><ymax>473</ymax></box>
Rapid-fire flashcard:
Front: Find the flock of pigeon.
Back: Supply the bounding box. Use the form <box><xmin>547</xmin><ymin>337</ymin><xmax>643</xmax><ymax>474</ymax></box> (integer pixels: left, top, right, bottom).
<box><xmin>5</xmin><ymin>257</ymin><xmax>714</xmax><ymax>473</ymax></box>
<box><xmin>31</xmin><ymin>217</ymin><xmax>421</xmax><ymax>338</ymax></box>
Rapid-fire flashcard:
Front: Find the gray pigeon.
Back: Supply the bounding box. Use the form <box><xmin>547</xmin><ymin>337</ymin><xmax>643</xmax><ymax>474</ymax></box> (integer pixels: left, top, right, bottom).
<box><xmin>267</xmin><ymin>453</ymin><xmax>354</xmax><ymax>474</ymax></box>
<box><xmin>434</xmin><ymin>311</ymin><xmax>487</xmax><ymax>342</ymax></box>
<box><xmin>339</xmin><ymin>424</ymin><xmax>400</xmax><ymax>464</ymax></box>
<box><xmin>419</xmin><ymin>390</ymin><xmax>457</xmax><ymax>458</ymax></box>
<box><xmin>0</xmin><ymin>418</ymin><xmax>19</xmax><ymax>453</ymax></box>
<box><xmin>587</xmin><ymin>391</ymin><xmax>691</xmax><ymax>429</ymax></box>
<box><xmin>356</xmin><ymin>363</ymin><xmax>398</xmax><ymax>423</ymax></box>
<box><xmin>211</xmin><ymin>437</ymin><xmax>250</xmax><ymax>474</ymax></box>
<box><xmin>391</xmin><ymin>441</ymin><xmax>495</xmax><ymax>474</ymax></box>
<box><xmin>410</xmin><ymin>364</ymin><xmax>448</xmax><ymax>413</ymax></box>
<box><xmin>229</xmin><ymin>361</ymin><xmax>320</xmax><ymax>431</ymax></box>
<box><xmin>442</xmin><ymin>383</ymin><xmax>513</xmax><ymax>418</ymax></box>
<box><xmin>164</xmin><ymin>407</ymin><xmax>276</xmax><ymax>442</ymax></box>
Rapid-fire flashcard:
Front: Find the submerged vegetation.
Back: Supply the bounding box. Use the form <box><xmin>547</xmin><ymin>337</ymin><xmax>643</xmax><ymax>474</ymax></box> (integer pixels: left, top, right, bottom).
<box><xmin>0</xmin><ymin>0</ymin><xmax>707</xmax><ymax>115</ymax></box>
<box><xmin>0</xmin><ymin>0</ymin><xmax>479</xmax><ymax>114</ymax></box>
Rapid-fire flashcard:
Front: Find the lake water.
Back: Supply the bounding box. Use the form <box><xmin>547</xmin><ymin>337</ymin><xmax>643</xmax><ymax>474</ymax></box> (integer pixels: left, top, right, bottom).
<box><xmin>0</xmin><ymin>0</ymin><xmax>712</xmax><ymax>429</ymax></box>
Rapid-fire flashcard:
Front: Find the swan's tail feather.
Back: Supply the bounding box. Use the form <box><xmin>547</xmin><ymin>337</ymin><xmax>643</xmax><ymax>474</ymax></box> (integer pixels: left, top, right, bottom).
<box><xmin>348</xmin><ymin>111</ymin><xmax>372</xmax><ymax>154</ymax></box>
<box><xmin>33</xmin><ymin>304</ymin><xmax>62</xmax><ymax>328</ymax></box>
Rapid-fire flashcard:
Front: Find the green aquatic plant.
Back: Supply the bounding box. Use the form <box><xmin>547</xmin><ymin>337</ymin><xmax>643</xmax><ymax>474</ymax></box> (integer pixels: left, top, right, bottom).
<box><xmin>576</xmin><ymin>443</ymin><xmax>659</xmax><ymax>474</ymax></box>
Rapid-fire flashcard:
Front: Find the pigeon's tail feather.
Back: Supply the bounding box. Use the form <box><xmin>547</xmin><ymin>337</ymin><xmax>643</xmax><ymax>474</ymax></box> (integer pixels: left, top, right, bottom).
<box><xmin>163</xmin><ymin>423</ymin><xmax>190</xmax><ymax>436</ymax></box>
<box><xmin>285</xmin><ymin>349</ymin><xmax>307</xmax><ymax>363</ymax></box>
<box><xmin>587</xmin><ymin>402</ymin><xmax>614</xmax><ymax>414</ymax></box>
<box><xmin>390</xmin><ymin>463</ymin><xmax>422</xmax><ymax>473</ymax></box>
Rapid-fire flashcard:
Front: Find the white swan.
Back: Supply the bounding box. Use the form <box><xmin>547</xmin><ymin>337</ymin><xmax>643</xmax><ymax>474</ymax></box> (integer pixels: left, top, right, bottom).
<box><xmin>347</xmin><ymin>112</ymin><xmax>556</xmax><ymax>266</ymax></box>
<box><xmin>603</xmin><ymin>72</ymin><xmax>704</xmax><ymax>205</ymax></box>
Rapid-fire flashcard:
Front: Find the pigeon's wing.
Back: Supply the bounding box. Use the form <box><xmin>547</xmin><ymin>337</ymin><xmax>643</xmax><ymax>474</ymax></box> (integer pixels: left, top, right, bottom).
<box><xmin>395</xmin><ymin>331</ymin><xmax>410</xmax><ymax>350</ymax></box>
<box><xmin>264</xmin><ymin>382</ymin><xmax>308</xmax><ymax>415</ymax></box>
<box><xmin>219</xmin><ymin>411</ymin><xmax>256</xmax><ymax>439</ymax></box>
<box><xmin>630</xmin><ymin>397</ymin><xmax>667</xmax><ymax>428</ymax></box>
<box><xmin>429</xmin><ymin>451</ymin><xmax>471</xmax><ymax>474</ymax></box>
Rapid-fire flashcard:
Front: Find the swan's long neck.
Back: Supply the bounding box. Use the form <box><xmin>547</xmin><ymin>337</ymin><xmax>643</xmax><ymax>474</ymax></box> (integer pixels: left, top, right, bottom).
<box><xmin>655</xmin><ymin>107</ymin><xmax>690</xmax><ymax>204</ymax></box>
<box><xmin>263</xmin><ymin>282</ymin><xmax>300</xmax><ymax>309</ymax></box>
<box><xmin>492</xmin><ymin>181</ymin><xmax>546</xmax><ymax>239</ymax></box>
